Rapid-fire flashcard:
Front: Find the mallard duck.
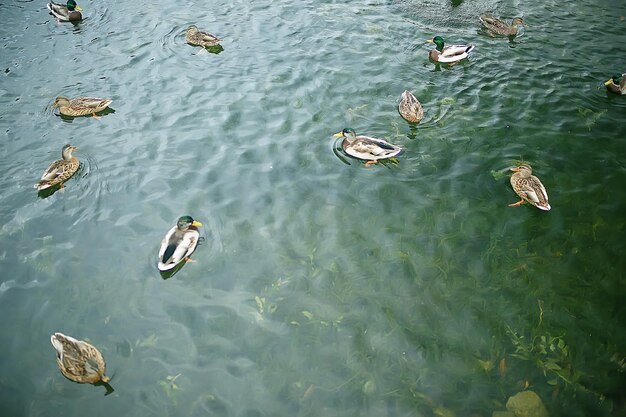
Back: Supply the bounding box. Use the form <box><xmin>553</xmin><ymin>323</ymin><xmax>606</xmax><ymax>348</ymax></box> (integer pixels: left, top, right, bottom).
<box><xmin>50</xmin><ymin>332</ymin><xmax>110</xmax><ymax>384</ymax></box>
<box><xmin>186</xmin><ymin>25</ymin><xmax>222</xmax><ymax>47</ymax></box>
<box><xmin>333</xmin><ymin>128</ymin><xmax>402</xmax><ymax>167</ymax></box>
<box><xmin>53</xmin><ymin>96</ymin><xmax>112</xmax><ymax>119</ymax></box>
<box><xmin>158</xmin><ymin>216</ymin><xmax>203</xmax><ymax>272</ymax></box>
<box><xmin>604</xmin><ymin>73</ymin><xmax>626</xmax><ymax>95</ymax></box>
<box><xmin>398</xmin><ymin>90</ymin><xmax>424</xmax><ymax>123</ymax></box>
<box><xmin>509</xmin><ymin>164</ymin><xmax>551</xmax><ymax>211</ymax></box>
<box><xmin>34</xmin><ymin>144</ymin><xmax>79</xmax><ymax>191</ymax></box>
<box><xmin>46</xmin><ymin>0</ymin><xmax>82</xmax><ymax>22</ymax></box>
<box><xmin>427</xmin><ymin>36</ymin><xmax>475</xmax><ymax>63</ymax></box>
<box><xmin>479</xmin><ymin>16</ymin><xmax>525</xmax><ymax>37</ymax></box>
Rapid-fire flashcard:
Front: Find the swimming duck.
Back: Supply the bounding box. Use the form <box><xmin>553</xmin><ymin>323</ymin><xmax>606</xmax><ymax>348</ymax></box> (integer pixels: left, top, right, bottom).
<box><xmin>398</xmin><ymin>90</ymin><xmax>424</xmax><ymax>123</ymax></box>
<box><xmin>479</xmin><ymin>16</ymin><xmax>525</xmax><ymax>37</ymax></box>
<box><xmin>186</xmin><ymin>25</ymin><xmax>222</xmax><ymax>47</ymax></box>
<box><xmin>34</xmin><ymin>144</ymin><xmax>79</xmax><ymax>191</ymax></box>
<box><xmin>158</xmin><ymin>216</ymin><xmax>203</xmax><ymax>272</ymax></box>
<box><xmin>50</xmin><ymin>332</ymin><xmax>110</xmax><ymax>384</ymax></box>
<box><xmin>427</xmin><ymin>36</ymin><xmax>475</xmax><ymax>63</ymax></box>
<box><xmin>509</xmin><ymin>164</ymin><xmax>550</xmax><ymax>211</ymax></box>
<box><xmin>333</xmin><ymin>128</ymin><xmax>402</xmax><ymax>167</ymax></box>
<box><xmin>53</xmin><ymin>96</ymin><xmax>113</xmax><ymax>119</ymax></box>
<box><xmin>604</xmin><ymin>73</ymin><xmax>626</xmax><ymax>95</ymax></box>
<box><xmin>46</xmin><ymin>0</ymin><xmax>82</xmax><ymax>22</ymax></box>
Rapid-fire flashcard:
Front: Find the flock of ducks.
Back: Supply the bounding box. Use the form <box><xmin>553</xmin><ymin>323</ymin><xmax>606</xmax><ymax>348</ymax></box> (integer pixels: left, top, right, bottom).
<box><xmin>39</xmin><ymin>0</ymin><xmax>623</xmax><ymax>387</ymax></box>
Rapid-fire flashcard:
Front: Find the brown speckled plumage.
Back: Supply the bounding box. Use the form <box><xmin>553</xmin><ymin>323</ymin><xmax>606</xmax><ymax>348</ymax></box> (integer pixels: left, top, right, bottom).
<box><xmin>50</xmin><ymin>332</ymin><xmax>109</xmax><ymax>384</ymax></box>
<box><xmin>509</xmin><ymin>164</ymin><xmax>551</xmax><ymax>211</ymax></box>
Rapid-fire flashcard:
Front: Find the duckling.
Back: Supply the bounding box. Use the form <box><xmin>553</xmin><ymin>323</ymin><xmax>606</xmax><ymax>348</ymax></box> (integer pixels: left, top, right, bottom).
<box><xmin>50</xmin><ymin>332</ymin><xmax>109</xmax><ymax>384</ymax></box>
<box><xmin>333</xmin><ymin>128</ymin><xmax>402</xmax><ymax>167</ymax></box>
<box><xmin>427</xmin><ymin>36</ymin><xmax>475</xmax><ymax>64</ymax></box>
<box><xmin>34</xmin><ymin>144</ymin><xmax>79</xmax><ymax>191</ymax></box>
<box><xmin>47</xmin><ymin>0</ymin><xmax>82</xmax><ymax>22</ymax></box>
<box><xmin>53</xmin><ymin>96</ymin><xmax>113</xmax><ymax>119</ymax></box>
<box><xmin>398</xmin><ymin>90</ymin><xmax>424</xmax><ymax>123</ymax></box>
<box><xmin>186</xmin><ymin>25</ymin><xmax>222</xmax><ymax>48</ymax></box>
<box><xmin>604</xmin><ymin>73</ymin><xmax>626</xmax><ymax>95</ymax></box>
<box><xmin>479</xmin><ymin>16</ymin><xmax>525</xmax><ymax>37</ymax></box>
<box><xmin>509</xmin><ymin>164</ymin><xmax>551</xmax><ymax>211</ymax></box>
<box><xmin>158</xmin><ymin>216</ymin><xmax>203</xmax><ymax>272</ymax></box>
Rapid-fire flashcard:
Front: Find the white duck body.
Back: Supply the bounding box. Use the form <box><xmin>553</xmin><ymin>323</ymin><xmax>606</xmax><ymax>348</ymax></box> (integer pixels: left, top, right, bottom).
<box><xmin>158</xmin><ymin>225</ymin><xmax>200</xmax><ymax>271</ymax></box>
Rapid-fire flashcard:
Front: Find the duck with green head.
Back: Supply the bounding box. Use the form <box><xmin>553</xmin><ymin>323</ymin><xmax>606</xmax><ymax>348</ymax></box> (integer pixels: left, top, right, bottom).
<box><xmin>47</xmin><ymin>0</ymin><xmax>82</xmax><ymax>22</ymax></box>
<box><xmin>158</xmin><ymin>216</ymin><xmax>203</xmax><ymax>272</ymax></box>
<box><xmin>333</xmin><ymin>128</ymin><xmax>402</xmax><ymax>167</ymax></box>
<box><xmin>427</xmin><ymin>36</ymin><xmax>475</xmax><ymax>63</ymax></box>
<box><xmin>604</xmin><ymin>73</ymin><xmax>626</xmax><ymax>95</ymax></box>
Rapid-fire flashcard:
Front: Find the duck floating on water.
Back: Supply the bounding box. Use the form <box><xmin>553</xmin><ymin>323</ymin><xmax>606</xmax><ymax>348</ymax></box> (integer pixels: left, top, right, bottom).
<box><xmin>479</xmin><ymin>16</ymin><xmax>525</xmax><ymax>37</ymax></box>
<box><xmin>47</xmin><ymin>0</ymin><xmax>82</xmax><ymax>22</ymax></box>
<box><xmin>53</xmin><ymin>96</ymin><xmax>113</xmax><ymax>119</ymax></box>
<box><xmin>186</xmin><ymin>25</ymin><xmax>222</xmax><ymax>48</ymax></box>
<box><xmin>604</xmin><ymin>73</ymin><xmax>626</xmax><ymax>95</ymax></box>
<box><xmin>398</xmin><ymin>90</ymin><xmax>424</xmax><ymax>123</ymax></box>
<box><xmin>427</xmin><ymin>36</ymin><xmax>475</xmax><ymax>64</ymax></box>
<box><xmin>509</xmin><ymin>164</ymin><xmax>551</xmax><ymax>211</ymax></box>
<box><xmin>34</xmin><ymin>144</ymin><xmax>79</xmax><ymax>191</ymax></box>
<box><xmin>333</xmin><ymin>128</ymin><xmax>402</xmax><ymax>167</ymax></box>
<box><xmin>158</xmin><ymin>216</ymin><xmax>203</xmax><ymax>272</ymax></box>
<box><xmin>50</xmin><ymin>332</ymin><xmax>110</xmax><ymax>384</ymax></box>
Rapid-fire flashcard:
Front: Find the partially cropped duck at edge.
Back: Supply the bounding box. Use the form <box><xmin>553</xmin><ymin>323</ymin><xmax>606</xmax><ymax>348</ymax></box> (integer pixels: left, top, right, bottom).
<box><xmin>604</xmin><ymin>73</ymin><xmax>626</xmax><ymax>95</ymax></box>
<box><xmin>333</xmin><ymin>128</ymin><xmax>402</xmax><ymax>167</ymax></box>
<box><xmin>427</xmin><ymin>36</ymin><xmax>475</xmax><ymax>64</ymax></box>
<box><xmin>479</xmin><ymin>16</ymin><xmax>525</xmax><ymax>37</ymax></box>
<box><xmin>34</xmin><ymin>144</ymin><xmax>79</xmax><ymax>191</ymax></box>
<box><xmin>50</xmin><ymin>332</ymin><xmax>110</xmax><ymax>384</ymax></box>
<box><xmin>158</xmin><ymin>216</ymin><xmax>203</xmax><ymax>272</ymax></box>
<box><xmin>398</xmin><ymin>90</ymin><xmax>424</xmax><ymax>123</ymax></box>
<box><xmin>186</xmin><ymin>25</ymin><xmax>222</xmax><ymax>47</ymax></box>
<box><xmin>53</xmin><ymin>96</ymin><xmax>113</xmax><ymax>119</ymax></box>
<box><xmin>509</xmin><ymin>164</ymin><xmax>551</xmax><ymax>211</ymax></box>
<box><xmin>47</xmin><ymin>0</ymin><xmax>82</xmax><ymax>22</ymax></box>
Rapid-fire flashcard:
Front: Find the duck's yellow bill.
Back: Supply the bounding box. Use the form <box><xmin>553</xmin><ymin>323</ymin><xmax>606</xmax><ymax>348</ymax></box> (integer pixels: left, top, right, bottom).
<box><xmin>333</xmin><ymin>132</ymin><xmax>343</xmax><ymax>137</ymax></box>
<box><xmin>192</xmin><ymin>221</ymin><xmax>203</xmax><ymax>227</ymax></box>
<box><xmin>604</xmin><ymin>79</ymin><xmax>613</xmax><ymax>86</ymax></box>
<box><xmin>426</xmin><ymin>39</ymin><xmax>434</xmax><ymax>43</ymax></box>
<box><xmin>76</xmin><ymin>6</ymin><xmax>82</xmax><ymax>11</ymax></box>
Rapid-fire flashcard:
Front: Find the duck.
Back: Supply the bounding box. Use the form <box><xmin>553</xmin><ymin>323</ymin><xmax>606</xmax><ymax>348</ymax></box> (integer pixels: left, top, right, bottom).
<box><xmin>509</xmin><ymin>164</ymin><xmax>551</xmax><ymax>211</ymax></box>
<box><xmin>50</xmin><ymin>332</ymin><xmax>110</xmax><ymax>384</ymax></box>
<box><xmin>46</xmin><ymin>0</ymin><xmax>82</xmax><ymax>22</ymax></box>
<box><xmin>34</xmin><ymin>144</ymin><xmax>79</xmax><ymax>191</ymax></box>
<box><xmin>158</xmin><ymin>216</ymin><xmax>203</xmax><ymax>272</ymax></box>
<box><xmin>479</xmin><ymin>16</ymin><xmax>525</xmax><ymax>37</ymax></box>
<box><xmin>333</xmin><ymin>128</ymin><xmax>402</xmax><ymax>167</ymax></box>
<box><xmin>53</xmin><ymin>96</ymin><xmax>113</xmax><ymax>119</ymax></box>
<box><xmin>398</xmin><ymin>90</ymin><xmax>424</xmax><ymax>123</ymax></box>
<box><xmin>186</xmin><ymin>25</ymin><xmax>222</xmax><ymax>48</ymax></box>
<box><xmin>604</xmin><ymin>73</ymin><xmax>626</xmax><ymax>95</ymax></box>
<box><xmin>427</xmin><ymin>36</ymin><xmax>475</xmax><ymax>64</ymax></box>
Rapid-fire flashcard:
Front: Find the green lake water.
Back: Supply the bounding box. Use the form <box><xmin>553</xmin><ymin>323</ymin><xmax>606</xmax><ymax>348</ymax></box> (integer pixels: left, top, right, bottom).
<box><xmin>1</xmin><ymin>0</ymin><xmax>625</xmax><ymax>416</ymax></box>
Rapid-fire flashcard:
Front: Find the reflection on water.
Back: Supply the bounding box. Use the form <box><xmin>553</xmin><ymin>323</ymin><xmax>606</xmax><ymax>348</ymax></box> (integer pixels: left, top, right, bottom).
<box><xmin>1</xmin><ymin>0</ymin><xmax>626</xmax><ymax>416</ymax></box>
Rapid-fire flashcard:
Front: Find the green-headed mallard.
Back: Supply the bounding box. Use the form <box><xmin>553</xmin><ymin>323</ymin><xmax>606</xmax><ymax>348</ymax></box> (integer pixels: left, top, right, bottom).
<box><xmin>158</xmin><ymin>216</ymin><xmax>203</xmax><ymax>272</ymax></box>
<box><xmin>53</xmin><ymin>96</ymin><xmax>112</xmax><ymax>119</ymax></box>
<box><xmin>186</xmin><ymin>25</ymin><xmax>222</xmax><ymax>48</ymax></box>
<box><xmin>427</xmin><ymin>36</ymin><xmax>475</xmax><ymax>64</ymax></box>
<box><xmin>398</xmin><ymin>90</ymin><xmax>424</xmax><ymax>123</ymax></box>
<box><xmin>47</xmin><ymin>0</ymin><xmax>82</xmax><ymax>22</ymax></box>
<box><xmin>34</xmin><ymin>144</ymin><xmax>79</xmax><ymax>191</ymax></box>
<box><xmin>333</xmin><ymin>128</ymin><xmax>402</xmax><ymax>167</ymax></box>
<box><xmin>604</xmin><ymin>73</ymin><xmax>626</xmax><ymax>95</ymax></box>
<box><xmin>509</xmin><ymin>164</ymin><xmax>550</xmax><ymax>211</ymax></box>
<box><xmin>50</xmin><ymin>332</ymin><xmax>110</xmax><ymax>384</ymax></box>
<box><xmin>479</xmin><ymin>16</ymin><xmax>525</xmax><ymax>37</ymax></box>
